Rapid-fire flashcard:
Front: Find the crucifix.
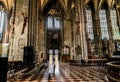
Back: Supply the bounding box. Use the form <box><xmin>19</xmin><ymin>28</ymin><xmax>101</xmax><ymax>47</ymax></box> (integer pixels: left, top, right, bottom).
<box><xmin>21</xmin><ymin>12</ymin><xmax>28</xmax><ymax>35</ymax></box>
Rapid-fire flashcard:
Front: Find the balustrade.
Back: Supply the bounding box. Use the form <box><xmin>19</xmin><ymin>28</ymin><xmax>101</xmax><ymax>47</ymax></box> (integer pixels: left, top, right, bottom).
<box><xmin>107</xmin><ymin>61</ymin><xmax>120</xmax><ymax>82</ymax></box>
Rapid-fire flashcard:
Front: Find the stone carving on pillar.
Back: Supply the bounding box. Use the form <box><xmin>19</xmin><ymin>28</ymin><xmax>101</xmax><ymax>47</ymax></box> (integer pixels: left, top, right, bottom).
<box><xmin>93</xmin><ymin>11</ymin><xmax>103</xmax><ymax>58</ymax></box>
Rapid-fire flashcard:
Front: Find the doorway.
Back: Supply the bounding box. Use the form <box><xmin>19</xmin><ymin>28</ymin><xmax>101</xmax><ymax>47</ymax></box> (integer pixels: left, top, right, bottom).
<box><xmin>46</xmin><ymin>31</ymin><xmax>62</xmax><ymax>61</ymax></box>
<box><xmin>43</xmin><ymin>0</ymin><xmax>64</xmax><ymax>61</ymax></box>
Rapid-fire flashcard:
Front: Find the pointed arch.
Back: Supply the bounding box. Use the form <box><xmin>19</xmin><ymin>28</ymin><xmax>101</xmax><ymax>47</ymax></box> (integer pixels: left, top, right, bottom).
<box><xmin>84</xmin><ymin>0</ymin><xmax>91</xmax><ymax>5</ymax></box>
<box><xmin>99</xmin><ymin>1</ymin><xmax>109</xmax><ymax>39</ymax></box>
<box><xmin>0</xmin><ymin>0</ymin><xmax>14</xmax><ymax>12</ymax></box>
<box><xmin>84</xmin><ymin>2</ymin><xmax>94</xmax><ymax>40</ymax></box>
<box><xmin>99</xmin><ymin>0</ymin><xmax>109</xmax><ymax>10</ymax></box>
<box><xmin>106</xmin><ymin>0</ymin><xmax>114</xmax><ymax>9</ymax></box>
<box><xmin>85</xmin><ymin>0</ymin><xmax>94</xmax><ymax>12</ymax></box>
<box><xmin>41</xmin><ymin>0</ymin><xmax>66</xmax><ymax>17</ymax></box>
<box><xmin>0</xmin><ymin>1</ymin><xmax>7</xmax><ymax>11</ymax></box>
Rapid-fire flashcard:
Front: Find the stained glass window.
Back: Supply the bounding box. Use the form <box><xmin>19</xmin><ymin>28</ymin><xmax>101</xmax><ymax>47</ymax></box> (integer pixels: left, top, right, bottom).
<box><xmin>54</xmin><ymin>18</ymin><xmax>60</xmax><ymax>29</ymax></box>
<box><xmin>85</xmin><ymin>7</ymin><xmax>94</xmax><ymax>40</ymax></box>
<box><xmin>47</xmin><ymin>16</ymin><xmax>60</xmax><ymax>29</ymax></box>
<box><xmin>47</xmin><ymin>16</ymin><xmax>53</xmax><ymax>29</ymax></box>
<box><xmin>110</xmin><ymin>8</ymin><xmax>120</xmax><ymax>40</ymax></box>
<box><xmin>0</xmin><ymin>4</ymin><xmax>7</xmax><ymax>40</ymax></box>
<box><xmin>99</xmin><ymin>10</ymin><xmax>109</xmax><ymax>39</ymax></box>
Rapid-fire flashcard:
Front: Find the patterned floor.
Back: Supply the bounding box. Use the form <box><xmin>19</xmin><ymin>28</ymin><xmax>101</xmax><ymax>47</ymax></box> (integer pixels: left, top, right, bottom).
<box><xmin>7</xmin><ymin>62</ymin><xmax>107</xmax><ymax>82</ymax></box>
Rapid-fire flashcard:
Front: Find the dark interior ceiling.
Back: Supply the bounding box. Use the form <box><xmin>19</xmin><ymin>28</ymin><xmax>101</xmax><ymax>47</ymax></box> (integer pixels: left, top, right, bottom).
<box><xmin>43</xmin><ymin>0</ymin><xmax>65</xmax><ymax>19</ymax></box>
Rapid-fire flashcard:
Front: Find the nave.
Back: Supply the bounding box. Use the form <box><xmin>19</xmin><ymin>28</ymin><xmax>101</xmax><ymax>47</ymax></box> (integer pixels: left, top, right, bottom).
<box><xmin>7</xmin><ymin>62</ymin><xmax>107</xmax><ymax>82</ymax></box>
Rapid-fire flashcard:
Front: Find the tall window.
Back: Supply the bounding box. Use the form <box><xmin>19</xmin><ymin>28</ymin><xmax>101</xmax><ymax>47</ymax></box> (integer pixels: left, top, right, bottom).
<box><xmin>85</xmin><ymin>6</ymin><xmax>94</xmax><ymax>40</ymax></box>
<box><xmin>47</xmin><ymin>16</ymin><xmax>53</xmax><ymax>29</ymax></box>
<box><xmin>47</xmin><ymin>15</ymin><xmax>61</xmax><ymax>30</ymax></box>
<box><xmin>99</xmin><ymin>10</ymin><xmax>109</xmax><ymax>39</ymax></box>
<box><xmin>54</xmin><ymin>17</ymin><xmax>60</xmax><ymax>28</ymax></box>
<box><xmin>110</xmin><ymin>8</ymin><xmax>120</xmax><ymax>40</ymax></box>
<box><xmin>0</xmin><ymin>4</ymin><xmax>7</xmax><ymax>40</ymax></box>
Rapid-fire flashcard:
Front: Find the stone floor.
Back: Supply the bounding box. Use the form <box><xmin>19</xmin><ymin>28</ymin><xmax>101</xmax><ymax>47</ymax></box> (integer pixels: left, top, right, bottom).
<box><xmin>7</xmin><ymin>62</ymin><xmax>108</xmax><ymax>82</ymax></box>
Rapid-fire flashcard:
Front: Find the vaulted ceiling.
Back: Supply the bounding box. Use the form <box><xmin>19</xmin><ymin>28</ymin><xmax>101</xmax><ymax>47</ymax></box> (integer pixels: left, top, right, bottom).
<box><xmin>0</xmin><ymin>0</ymin><xmax>120</xmax><ymax>13</ymax></box>
<box><xmin>41</xmin><ymin>0</ymin><xmax>67</xmax><ymax>10</ymax></box>
<box><xmin>84</xmin><ymin>0</ymin><xmax>119</xmax><ymax>11</ymax></box>
<box><xmin>0</xmin><ymin>0</ymin><xmax>14</xmax><ymax>11</ymax></box>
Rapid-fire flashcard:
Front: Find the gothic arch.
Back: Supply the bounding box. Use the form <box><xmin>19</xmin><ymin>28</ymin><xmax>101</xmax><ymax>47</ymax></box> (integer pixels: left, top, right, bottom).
<box><xmin>0</xmin><ymin>0</ymin><xmax>14</xmax><ymax>12</ymax></box>
<box><xmin>41</xmin><ymin>0</ymin><xmax>66</xmax><ymax>18</ymax></box>
<box><xmin>0</xmin><ymin>1</ymin><xmax>7</xmax><ymax>11</ymax></box>
<box><xmin>84</xmin><ymin>0</ymin><xmax>94</xmax><ymax>11</ymax></box>
<box><xmin>84</xmin><ymin>0</ymin><xmax>91</xmax><ymax>5</ymax></box>
<box><xmin>100</xmin><ymin>1</ymin><xmax>109</xmax><ymax>10</ymax></box>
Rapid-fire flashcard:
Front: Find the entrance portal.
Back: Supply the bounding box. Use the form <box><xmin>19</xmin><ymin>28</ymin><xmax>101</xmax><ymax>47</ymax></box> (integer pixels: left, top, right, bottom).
<box><xmin>46</xmin><ymin>31</ymin><xmax>62</xmax><ymax>61</ymax></box>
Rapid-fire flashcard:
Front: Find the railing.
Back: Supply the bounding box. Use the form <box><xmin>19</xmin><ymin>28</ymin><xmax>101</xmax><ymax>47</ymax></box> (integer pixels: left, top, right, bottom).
<box><xmin>69</xmin><ymin>59</ymin><xmax>107</xmax><ymax>66</ymax></box>
<box><xmin>107</xmin><ymin>61</ymin><xmax>120</xmax><ymax>82</ymax></box>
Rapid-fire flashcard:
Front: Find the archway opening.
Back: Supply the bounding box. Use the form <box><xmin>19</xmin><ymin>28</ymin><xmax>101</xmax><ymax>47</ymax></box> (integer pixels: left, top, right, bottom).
<box><xmin>43</xmin><ymin>0</ymin><xmax>65</xmax><ymax>61</ymax></box>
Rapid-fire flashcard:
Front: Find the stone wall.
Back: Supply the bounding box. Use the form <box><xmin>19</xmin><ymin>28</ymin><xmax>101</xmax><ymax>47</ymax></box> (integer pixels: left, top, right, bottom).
<box><xmin>8</xmin><ymin>0</ymin><xmax>29</xmax><ymax>62</ymax></box>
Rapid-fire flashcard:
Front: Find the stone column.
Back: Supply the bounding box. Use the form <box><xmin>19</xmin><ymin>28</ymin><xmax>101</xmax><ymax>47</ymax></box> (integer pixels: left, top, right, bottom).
<box><xmin>28</xmin><ymin>0</ymin><xmax>37</xmax><ymax>47</ymax></box>
<box><xmin>38</xmin><ymin>19</ymin><xmax>45</xmax><ymax>58</ymax></box>
<box><xmin>30</xmin><ymin>0</ymin><xmax>37</xmax><ymax>48</ymax></box>
<box><xmin>106</xmin><ymin>9</ymin><xmax>114</xmax><ymax>57</ymax></box>
<box><xmin>8</xmin><ymin>0</ymin><xmax>16</xmax><ymax>61</ymax></box>
<box><xmin>79</xmin><ymin>0</ymin><xmax>88</xmax><ymax>60</ymax></box>
<box><xmin>73</xmin><ymin>0</ymin><xmax>81</xmax><ymax>60</ymax></box>
<box><xmin>116</xmin><ymin>9</ymin><xmax>120</xmax><ymax>31</ymax></box>
<box><xmin>28</xmin><ymin>0</ymin><xmax>33</xmax><ymax>46</ymax></box>
<box><xmin>33</xmin><ymin>0</ymin><xmax>37</xmax><ymax>51</ymax></box>
<box><xmin>63</xmin><ymin>18</ymin><xmax>72</xmax><ymax>60</ymax></box>
<box><xmin>92</xmin><ymin>11</ymin><xmax>103</xmax><ymax>58</ymax></box>
<box><xmin>106</xmin><ymin>9</ymin><xmax>113</xmax><ymax>40</ymax></box>
<box><xmin>63</xmin><ymin>19</ymin><xmax>71</xmax><ymax>46</ymax></box>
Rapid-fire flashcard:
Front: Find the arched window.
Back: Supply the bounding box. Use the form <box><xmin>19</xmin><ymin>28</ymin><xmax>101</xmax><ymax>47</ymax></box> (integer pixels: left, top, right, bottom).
<box><xmin>0</xmin><ymin>4</ymin><xmax>7</xmax><ymax>40</ymax></box>
<box><xmin>99</xmin><ymin>9</ymin><xmax>109</xmax><ymax>39</ymax></box>
<box><xmin>47</xmin><ymin>15</ymin><xmax>61</xmax><ymax>30</ymax></box>
<box><xmin>110</xmin><ymin>8</ymin><xmax>120</xmax><ymax>40</ymax></box>
<box><xmin>47</xmin><ymin>16</ymin><xmax>53</xmax><ymax>29</ymax></box>
<box><xmin>54</xmin><ymin>17</ymin><xmax>60</xmax><ymax>29</ymax></box>
<box><xmin>85</xmin><ymin>6</ymin><xmax>94</xmax><ymax>40</ymax></box>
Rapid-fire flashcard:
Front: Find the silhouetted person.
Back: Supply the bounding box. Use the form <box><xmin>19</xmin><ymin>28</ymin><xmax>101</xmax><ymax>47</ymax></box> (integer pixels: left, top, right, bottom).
<box><xmin>53</xmin><ymin>59</ymin><xmax>55</xmax><ymax>74</ymax></box>
<box><xmin>115</xmin><ymin>41</ymin><xmax>118</xmax><ymax>51</ymax></box>
<box><xmin>21</xmin><ymin>12</ymin><xmax>28</xmax><ymax>35</ymax></box>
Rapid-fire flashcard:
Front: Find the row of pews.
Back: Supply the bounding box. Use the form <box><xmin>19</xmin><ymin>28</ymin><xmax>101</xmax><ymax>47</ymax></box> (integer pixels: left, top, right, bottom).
<box><xmin>7</xmin><ymin>60</ymin><xmax>47</xmax><ymax>80</ymax></box>
<box><xmin>69</xmin><ymin>58</ymin><xmax>120</xmax><ymax>82</ymax></box>
<box><xmin>69</xmin><ymin>59</ymin><xmax>107</xmax><ymax>66</ymax></box>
